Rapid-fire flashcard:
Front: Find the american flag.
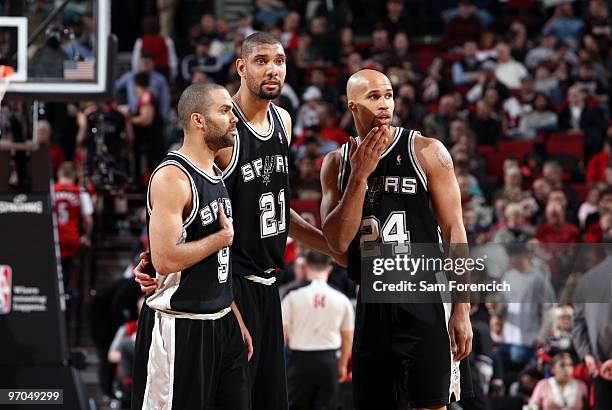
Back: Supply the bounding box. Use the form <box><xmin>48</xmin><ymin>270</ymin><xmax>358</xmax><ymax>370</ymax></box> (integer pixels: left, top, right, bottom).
<box><xmin>64</xmin><ymin>59</ymin><xmax>95</xmax><ymax>80</ymax></box>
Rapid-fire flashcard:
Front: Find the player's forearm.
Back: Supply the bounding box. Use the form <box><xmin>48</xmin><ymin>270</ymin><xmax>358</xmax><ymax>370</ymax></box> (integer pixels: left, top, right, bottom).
<box><xmin>339</xmin><ymin>331</ymin><xmax>353</xmax><ymax>366</ymax></box>
<box><xmin>152</xmin><ymin>233</ymin><xmax>228</xmax><ymax>275</ymax></box>
<box><xmin>289</xmin><ymin>209</ymin><xmax>333</xmax><ymax>254</ymax></box>
<box><xmin>322</xmin><ymin>175</ymin><xmax>368</xmax><ymax>253</ymax></box>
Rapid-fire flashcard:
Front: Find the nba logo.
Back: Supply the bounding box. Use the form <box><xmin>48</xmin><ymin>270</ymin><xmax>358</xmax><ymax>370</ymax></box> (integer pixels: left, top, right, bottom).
<box><xmin>0</xmin><ymin>265</ymin><xmax>12</xmax><ymax>314</ymax></box>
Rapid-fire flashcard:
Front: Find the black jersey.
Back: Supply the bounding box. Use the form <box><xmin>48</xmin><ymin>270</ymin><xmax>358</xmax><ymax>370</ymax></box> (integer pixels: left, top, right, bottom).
<box><xmin>338</xmin><ymin>127</ymin><xmax>442</xmax><ymax>283</ymax></box>
<box><xmin>222</xmin><ymin>102</ymin><xmax>291</xmax><ymax>278</ymax></box>
<box><xmin>146</xmin><ymin>151</ymin><xmax>233</xmax><ymax>314</ymax></box>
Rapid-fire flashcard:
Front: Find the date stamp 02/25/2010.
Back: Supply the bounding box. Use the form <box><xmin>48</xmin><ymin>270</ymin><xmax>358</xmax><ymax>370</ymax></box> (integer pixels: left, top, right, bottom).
<box><xmin>0</xmin><ymin>389</ymin><xmax>63</xmax><ymax>404</ymax></box>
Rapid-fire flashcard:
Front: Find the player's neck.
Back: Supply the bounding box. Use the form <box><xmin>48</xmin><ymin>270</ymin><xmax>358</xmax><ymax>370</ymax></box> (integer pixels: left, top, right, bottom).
<box><xmin>233</xmin><ymin>89</ymin><xmax>271</xmax><ymax>124</ymax></box>
<box><xmin>57</xmin><ymin>177</ymin><xmax>74</xmax><ymax>185</ymax></box>
<box><xmin>179</xmin><ymin>141</ymin><xmax>216</xmax><ymax>174</ymax></box>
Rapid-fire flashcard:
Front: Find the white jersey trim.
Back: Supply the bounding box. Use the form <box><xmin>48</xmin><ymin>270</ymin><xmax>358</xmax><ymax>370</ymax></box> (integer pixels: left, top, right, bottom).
<box><xmin>232</xmin><ymin>101</ymin><xmax>274</xmax><ymax>140</ymax></box>
<box><xmin>168</xmin><ymin>151</ymin><xmax>223</xmax><ymax>184</ymax></box>
<box><xmin>221</xmin><ymin>131</ymin><xmax>240</xmax><ymax>178</ymax></box>
<box><xmin>338</xmin><ymin>143</ymin><xmax>349</xmax><ymax>192</ymax></box>
<box><xmin>270</xmin><ymin>103</ymin><xmax>290</xmax><ymax>143</ymax></box>
<box><xmin>243</xmin><ymin>275</ymin><xmax>277</xmax><ymax>286</ymax></box>
<box><xmin>408</xmin><ymin>130</ymin><xmax>428</xmax><ymax>191</ymax></box>
<box><xmin>146</xmin><ymin>160</ymin><xmax>199</xmax><ymax>229</ymax></box>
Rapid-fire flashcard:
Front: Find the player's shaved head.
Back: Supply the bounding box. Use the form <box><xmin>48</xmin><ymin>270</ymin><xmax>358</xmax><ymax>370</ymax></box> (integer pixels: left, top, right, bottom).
<box><xmin>177</xmin><ymin>82</ymin><xmax>226</xmax><ymax>129</ymax></box>
<box><xmin>240</xmin><ymin>31</ymin><xmax>282</xmax><ymax>59</ymax></box>
<box><xmin>346</xmin><ymin>69</ymin><xmax>392</xmax><ymax>100</ymax></box>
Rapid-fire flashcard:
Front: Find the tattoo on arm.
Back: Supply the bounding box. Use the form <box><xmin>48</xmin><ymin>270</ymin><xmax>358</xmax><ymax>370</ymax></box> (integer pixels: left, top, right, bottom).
<box><xmin>435</xmin><ymin>146</ymin><xmax>454</xmax><ymax>170</ymax></box>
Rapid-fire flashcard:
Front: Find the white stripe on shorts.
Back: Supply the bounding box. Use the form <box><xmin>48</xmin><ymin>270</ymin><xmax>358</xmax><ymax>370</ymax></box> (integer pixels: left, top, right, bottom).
<box><xmin>142</xmin><ymin>311</ymin><xmax>176</xmax><ymax>410</ymax></box>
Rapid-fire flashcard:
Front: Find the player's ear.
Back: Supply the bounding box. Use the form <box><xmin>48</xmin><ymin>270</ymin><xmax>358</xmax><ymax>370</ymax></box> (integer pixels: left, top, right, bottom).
<box><xmin>235</xmin><ymin>58</ymin><xmax>246</xmax><ymax>78</ymax></box>
<box><xmin>191</xmin><ymin>113</ymin><xmax>206</xmax><ymax>130</ymax></box>
<box><xmin>347</xmin><ymin>100</ymin><xmax>356</xmax><ymax>113</ymax></box>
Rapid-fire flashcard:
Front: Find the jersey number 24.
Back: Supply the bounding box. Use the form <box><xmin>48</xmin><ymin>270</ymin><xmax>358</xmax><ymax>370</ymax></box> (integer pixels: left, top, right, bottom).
<box><xmin>359</xmin><ymin>211</ymin><xmax>411</xmax><ymax>257</ymax></box>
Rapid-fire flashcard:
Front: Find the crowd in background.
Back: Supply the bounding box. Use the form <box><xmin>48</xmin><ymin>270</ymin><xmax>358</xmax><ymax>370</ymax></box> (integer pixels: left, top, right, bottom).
<box><xmin>2</xmin><ymin>0</ymin><xmax>612</xmax><ymax>409</ymax></box>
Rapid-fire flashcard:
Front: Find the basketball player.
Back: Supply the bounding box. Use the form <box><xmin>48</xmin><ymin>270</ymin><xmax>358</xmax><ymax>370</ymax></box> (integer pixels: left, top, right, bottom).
<box><xmin>133</xmin><ymin>83</ymin><xmax>252</xmax><ymax>409</ymax></box>
<box><xmin>134</xmin><ymin>32</ymin><xmax>343</xmax><ymax>410</ymax></box>
<box><xmin>320</xmin><ymin>69</ymin><xmax>473</xmax><ymax>409</ymax></box>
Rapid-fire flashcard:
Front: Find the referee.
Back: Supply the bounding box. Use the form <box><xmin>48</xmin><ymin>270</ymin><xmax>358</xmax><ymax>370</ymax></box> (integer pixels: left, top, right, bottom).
<box><xmin>281</xmin><ymin>251</ymin><xmax>354</xmax><ymax>410</ymax></box>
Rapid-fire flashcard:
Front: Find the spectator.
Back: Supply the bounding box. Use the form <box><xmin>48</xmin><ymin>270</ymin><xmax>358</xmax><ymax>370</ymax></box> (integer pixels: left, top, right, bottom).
<box><xmin>294</xmin><ymin>86</ymin><xmax>323</xmax><ymax>137</ymax></box>
<box><xmin>529</xmin><ymin>353</ymin><xmax>588</xmax><ymax>410</ymax></box>
<box><xmin>443</xmin><ymin>0</ymin><xmax>483</xmax><ymax>50</ymax></box>
<box><xmin>558</xmin><ymin>85</ymin><xmax>605</xmax><ymax>158</ymax></box>
<box><xmin>525</xmin><ymin>34</ymin><xmax>557</xmax><ymax>70</ymax></box>
<box><xmin>536</xmin><ymin>201</ymin><xmax>579</xmax><ymax>244</ymax></box>
<box><xmin>308</xmin><ymin>16</ymin><xmax>336</xmax><ymax>64</ymax></box>
<box><xmin>369</xmin><ymin>28</ymin><xmax>391</xmax><ymax>67</ymax></box>
<box><xmin>115</xmin><ymin>53</ymin><xmax>171</xmax><ymax>122</ymax></box>
<box><xmin>500</xmin><ymin>243</ymin><xmax>556</xmax><ymax>365</ymax></box>
<box><xmin>236</xmin><ymin>11</ymin><xmax>256</xmax><ymax>38</ymax></box>
<box><xmin>281</xmin><ymin>11</ymin><xmax>300</xmax><ymax>51</ymax></box>
<box><xmin>466</xmin><ymin>63</ymin><xmax>510</xmax><ymax>104</ymax></box>
<box><xmin>518</xmin><ymin>93</ymin><xmax>559</xmax><ymax>140</ymax></box>
<box><xmin>281</xmin><ymin>251</ymin><xmax>354</xmax><ymax>410</ymax></box>
<box><xmin>585</xmin><ymin>0</ymin><xmax>611</xmax><ymax>60</ymax></box>
<box><xmin>309</xmin><ymin>69</ymin><xmax>339</xmax><ymax>108</ymax></box>
<box><xmin>492</xmin><ymin>202</ymin><xmax>534</xmax><ymax>244</ymax></box>
<box><xmin>494</xmin><ymin>42</ymin><xmax>528</xmax><ymax>89</ymax></box>
<box><xmin>386</xmin><ymin>31</ymin><xmax>418</xmax><ymax>73</ymax></box>
<box><xmin>509</xmin><ymin>21</ymin><xmax>529</xmax><ymax>62</ymax></box>
<box><xmin>572</xmin><ymin>246</ymin><xmax>612</xmax><ymax>409</ymax></box>
<box><xmin>199</xmin><ymin>14</ymin><xmax>217</xmax><ymax>38</ymax></box>
<box><xmin>255</xmin><ymin>0</ymin><xmax>289</xmax><ymax>29</ymax></box>
<box><xmin>470</xmin><ymin>100</ymin><xmax>501</xmax><ymax>146</ymax></box>
<box><xmin>278</xmin><ymin>255</ymin><xmax>306</xmax><ymax>298</ymax></box>
<box><xmin>180</xmin><ymin>36</ymin><xmax>224</xmax><ymax>83</ymax></box>
<box><xmin>53</xmin><ymin>161</ymin><xmax>93</xmax><ymax>292</ymax></box>
<box><xmin>337</xmin><ymin>27</ymin><xmax>356</xmax><ymax>64</ymax></box>
<box><xmin>130</xmin><ymin>72</ymin><xmax>165</xmax><ymax>180</ymax></box>
<box><xmin>543</xmin><ymin>3</ymin><xmax>584</xmax><ymax>50</ymax></box>
<box><xmin>380</xmin><ymin>0</ymin><xmax>413</xmax><ymax>39</ymax></box>
<box><xmin>423</xmin><ymin>94</ymin><xmax>459</xmax><ymax>146</ymax></box>
<box><xmin>36</xmin><ymin>120</ymin><xmax>65</xmax><ymax>173</ymax></box>
<box><xmin>578</xmin><ymin>185</ymin><xmax>602</xmax><ymax>229</ymax></box>
<box><xmin>572</xmin><ymin>62</ymin><xmax>608</xmax><ymax>102</ymax></box>
<box><xmin>542</xmin><ymin>161</ymin><xmax>579</xmax><ymax>210</ymax></box>
<box><xmin>452</xmin><ymin>41</ymin><xmax>482</xmax><ymax>86</ymax></box>
<box><xmin>586</xmin><ymin>131</ymin><xmax>612</xmax><ymax>184</ymax></box>
<box><xmin>131</xmin><ymin>16</ymin><xmax>178</xmax><ymax>82</ymax></box>
<box><xmin>533</xmin><ymin>65</ymin><xmax>563</xmax><ymax>104</ymax></box>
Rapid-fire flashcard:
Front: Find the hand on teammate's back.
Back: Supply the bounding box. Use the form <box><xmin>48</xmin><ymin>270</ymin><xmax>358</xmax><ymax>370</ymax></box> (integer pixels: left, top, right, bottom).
<box><xmin>134</xmin><ymin>251</ymin><xmax>157</xmax><ymax>295</ymax></box>
<box><xmin>349</xmin><ymin>126</ymin><xmax>389</xmax><ymax>181</ymax></box>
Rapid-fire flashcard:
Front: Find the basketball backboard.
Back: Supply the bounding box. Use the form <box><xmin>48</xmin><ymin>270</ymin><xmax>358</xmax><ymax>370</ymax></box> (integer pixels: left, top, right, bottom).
<box><xmin>4</xmin><ymin>0</ymin><xmax>114</xmax><ymax>100</ymax></box>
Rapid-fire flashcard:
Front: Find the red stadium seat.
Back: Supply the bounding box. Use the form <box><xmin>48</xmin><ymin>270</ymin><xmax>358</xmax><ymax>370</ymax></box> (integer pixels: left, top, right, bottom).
<box><xmin>571</xmin><ymin>183</ymin><xmax>589</xmax><ymax>202</ymax></box>
<box><xmin>499</xmin><ymin>140</ymin><xmax>535</xmax><ymax>161</ymax></box>
<box><xmin>483</xmin><ymin>151</ymin><xmax>506</xmax><ymax>181</ymax></box>
<box><xmin>546</xmin><ymin>132</ymin><xmax>585</xmax><ymax>161</ymax></box>
<box><xmin>477</xmin><ymin>145</ymin><xmax>497</xmax><ymax>157</ymax></box>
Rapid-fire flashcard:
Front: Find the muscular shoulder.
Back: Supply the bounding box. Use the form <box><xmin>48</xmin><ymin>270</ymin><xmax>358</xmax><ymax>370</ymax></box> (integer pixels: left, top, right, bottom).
<box><xmin>413</xmin><ymin>133</ymin><xmax>454</xmax><ymax>175</ymax></box>
<box><xmin>150</xmin><ymin>165</ymin><xmax>192</xmax><ymax>200</ymax></box>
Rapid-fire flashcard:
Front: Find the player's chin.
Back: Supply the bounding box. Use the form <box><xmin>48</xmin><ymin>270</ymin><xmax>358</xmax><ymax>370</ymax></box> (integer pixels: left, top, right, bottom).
<box><xmin>258</xmin><ymin>88</ymin><xmax>281</xmax><ymax>100</ymax></box>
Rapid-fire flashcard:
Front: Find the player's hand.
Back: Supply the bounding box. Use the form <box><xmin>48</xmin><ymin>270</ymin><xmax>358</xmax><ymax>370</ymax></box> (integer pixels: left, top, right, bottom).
<box><xmin>241</xmin><ymin>324</ymin><xmax>254</xmax><ymax>361</ymax></box>
<box><xmin>217</xmin><ymin>201</ymin><xmax>234</xmax><ymax>248</ymax></box>
<box><xmin>134</xmin><ymin>251</ymin><xmax>157</xmax><ymax>295</ymax></box>
<box><xmin>338</xmin><ymin>361</ymin><xmax>349</xmax><ymax>382</ymax></box>
<box><xmin>585</xmin><ymin>354</ymin><xmax>600</xmax><ymax>378</ymax></box>
<box><xmin>600</xmin><ymin>359</ymin><xmax>612</xmax><ymax>381</ymax></box>
<box><xmin>449</xmin><ymin>303</ymin><xmax>473</xmax><ymax>362</ymax></box>
<box><xmin>348</xmin><ymin>126</ymin><xmax>389</xmax><ymax>181</ymax></box>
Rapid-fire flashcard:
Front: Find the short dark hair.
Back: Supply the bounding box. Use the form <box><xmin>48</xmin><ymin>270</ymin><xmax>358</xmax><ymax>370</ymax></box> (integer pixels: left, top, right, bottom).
<box><xmin>58</xmin><ymin>161</ymin><xmax>77</xmax><ymax>180</ymax></box>
<box><xmin>134</xmin><ymin>72</ymin><xmax>150</xmax><ymax>88</ymax></box>
<box><xmin>140</xmin><ymin>51</ymin><xmax>154</xmax><ymax>61</ymax></box>
<box><xmin>240</xmin><ymin>31</ymin><xmax>282</xmax><ymax>59</ymax></box>
<box><xmin>305</xmin><ymin>250</ymin><xmax>332</xmax><ymax>271</ymax></box>
<box><xmin>177</xmin><ymin>82</ymin><xmax>226</xmax><ymax>129</ymax></box>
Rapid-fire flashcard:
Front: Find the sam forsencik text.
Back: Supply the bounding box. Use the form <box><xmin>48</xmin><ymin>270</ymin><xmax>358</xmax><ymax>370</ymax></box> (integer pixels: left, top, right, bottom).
<box><xmin>372</xmin><ymin>254</ymin><xmax>486</xmax><ymax>276</ymax></box>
